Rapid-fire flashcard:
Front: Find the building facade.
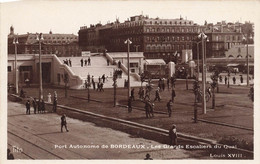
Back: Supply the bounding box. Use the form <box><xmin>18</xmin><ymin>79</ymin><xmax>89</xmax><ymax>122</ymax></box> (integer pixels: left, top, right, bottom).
<box><xmin>79</xmin><ymin>15</ymin><xmax>251</xmax><ymax>61</ymax></box>
<box><xmin>8</xmin><ymin>27</ymin><xmax>81</xmax><ymax>57</ymax></box>
<box><xmin>79</xmin><ymin>15</ymin><xmax>201</xmax><ymax>63</ymax></box>
<box><xmin>202</xmin><ymin>21</ymin><xmax>243</xmax><ymax>58</ymax></box>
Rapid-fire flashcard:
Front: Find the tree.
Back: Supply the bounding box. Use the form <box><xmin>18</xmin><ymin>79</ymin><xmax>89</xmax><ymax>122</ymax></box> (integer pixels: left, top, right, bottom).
<box><xmin>210</xmin><ymin>70</ymin><xmax>220</xmax><ymax>109</ymax></box>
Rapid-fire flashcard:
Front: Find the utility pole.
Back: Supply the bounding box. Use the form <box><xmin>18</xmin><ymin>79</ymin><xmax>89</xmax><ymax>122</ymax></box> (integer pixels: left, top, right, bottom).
<box><xmin>125</xmin><ymin>38</ymin><xmax>132</xmax><ymax>100</ymax></box>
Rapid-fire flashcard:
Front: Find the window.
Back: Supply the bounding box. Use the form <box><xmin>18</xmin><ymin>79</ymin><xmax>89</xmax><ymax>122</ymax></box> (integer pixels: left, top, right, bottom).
<box><xmin>172</xmin><ymin>37</ymin><xmax>175</xmax><ymax>41</ymax></box>
<box><xmin>8</xmin><ymin>66</ymin><xmax>11</xmax><ymax>72</ymax></box>
<box><xmin>182</xmin><ymin>36</ymin><xmax>185</xmax><ymax>41</ymax></box>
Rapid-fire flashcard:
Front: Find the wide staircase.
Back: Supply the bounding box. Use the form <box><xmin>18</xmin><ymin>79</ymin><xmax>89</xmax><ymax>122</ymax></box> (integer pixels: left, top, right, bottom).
<box><xmin>58</xmin><ymin>54</ymin><xmax>142</xmax><ymax>89</ymax></box>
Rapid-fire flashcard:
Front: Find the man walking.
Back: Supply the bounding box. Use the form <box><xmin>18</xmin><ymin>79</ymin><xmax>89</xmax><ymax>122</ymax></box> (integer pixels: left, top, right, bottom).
<box><xmin>26</xmin><ymin>100</ymin><xmax>30</xmax><ymax>115</ymax></box>
<box><xmin>154</xmin><ymin>88</ymin><xmax>161</xmax><ymax>102</ymax></box>
<box><xmin>224</xmin><ymin>76</ymin><xmax>227</xmax><ymax>85</ymax></box>
<box><xmin>167</xmin><ymin>100</ymin><xmax>173</xmax><ymax>117</ymax></box>
<box><xmin>233</xmin><ymin>76</ymin><xmax>236</xmax><ymax>84</ymax></box>
<box><xmin>61</xmin><ymin>114</ymin><xmax>69</xmax><ymax>132</ymax></box>
<box><xmin>171</xmin><ymin>87</ymin><xmax>176</xmax><ymax>102</ymax></box>
<box><xmin>92</xmin><ymin>76</ymin><xmax>96</xmax><ymax>90</ymax></box>
<box><xmin>130</xmin><ymin>88</ymin><xmax>135</xmax><ymax>101</ymax></box>
<box><xmin>53</xmin><ymin>98</ymin><xmax>57</xmax><ymax>112</ymax></box>
<box><xmin>169</xmin><ymin>124</ymin><xmax>178</xmax><ymax>147</ymax></box>
<box><xmin>32</xmin><ymin>98</ymin><xmax>37</xmax><ymax>114</ymax></box>
<box><xmin>80</xmin><ymin>58</ymin><xmax>83</xmax><ymax>67</ymax></box>
<box><xmin>145</xmin><ymin>100</ymin><xmax>151</xmax><ymax>118</ymax></box>
<box><xmin>88</xmin><ymin>57</ymin><xmax>91</xmax><ymax>65</ymax></box>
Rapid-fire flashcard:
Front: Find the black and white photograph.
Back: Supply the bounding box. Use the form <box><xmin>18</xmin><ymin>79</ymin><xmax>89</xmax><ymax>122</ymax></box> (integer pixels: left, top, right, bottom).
<box><xmin>0</xmin><ymin>0</ymin><xmax>259</xmax><ymax>162</ymax></box>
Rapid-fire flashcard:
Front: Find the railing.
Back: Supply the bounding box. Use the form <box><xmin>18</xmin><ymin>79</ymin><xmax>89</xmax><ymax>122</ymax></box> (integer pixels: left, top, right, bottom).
<box><xmin>53</xmin><ymin>55</ymin><xmax>84</xmax><ymax>89</ymax></box>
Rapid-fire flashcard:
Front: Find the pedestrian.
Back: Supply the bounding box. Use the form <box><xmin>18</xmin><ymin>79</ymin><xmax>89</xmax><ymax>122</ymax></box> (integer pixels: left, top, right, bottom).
<box><xmin>41</xmin><ymin>99</ymin><xmax>45</xmax><ymax>113</ymax></box>
<box><xmin>154</xmin><ymin>88</ymin><xmax>161</xmax><ymax>102</ymax></box>
<box><xmin>20</xmin><ymin>88</ymin><xmax>25</xmax><ymax>98</ymax></box>
<box><xmin>144</xmin><ymin>153</ymin><xmax>153</xmax><ymax>160</ymax></box>
<box><xmin>169</xmin><ymin>124</ymin><xmax>178</xmax><ymax>147</ymax></box>
<box><xmin>88</xmin><ymin>57</ymin><xmax>91</xmax><ymax>65</ymax></box>
<box><xmin>98</xmin><ymin>76</ymin><xmax>101</xmax><ymax>83</ymax></box>
<box><xmin>7</xmin><ymin>148</ymin><xmax>14</xmax><ymax>160</ymax></box>
<box><xmin>69</xmin><ymin>58</ymin><xmax>72</xmax><ymax>67</ymax></box>
<box><xmin>54</xmin><ymin>91</ymin><xmax>57</xmax><ymax>100</ymax></box>
<box><xmin>61</xmin><ymin>114</ymin><xmax>69</xmax><ymax>132</ymax></box>
<box><xmin>171</xmin><ymin>87</ymin><xmax>176</xmax><ymax>102</ymax></box>
<box><xmin>92</xmin><ymin>76</ymin><xmax>96</xmax><ymax>90</ymax></box>
<box><xmin>224</xmin><ymin>76</ymin><xmax>227</xmax><ymax>85</ymax></box>
<box><xmin>233</xmin><ymin>76</ymin><xmax>236</xmax><ymax>84</ymax></box>
<box><xmin>26</xmin><ymin>100</ymin><xmax>30</xmax><ymax>115</ymax></box>
<box><xmin>118</xmin><ymin>60</ymin><xmax>121</xmax><ymax>68</ymax></box>
<box><xmin>240</xmin><ymin>75</ymin><xmax>243</xmax><ymax>84</ymax></box>
<box><xmin>219</xmin><ymin>75</ymin><xmax>223</xmax><ymax>83</ymax></box>
<box><xmin>145</xmin><ymin>100</ymin><xmax>151</xmax><ymax>118</ymax></box>
<box><xmin>97</xmin><ymin>82</ymin><xmax>100</xmax><ymax>91</ymax></box>
<box><xmin>80</xmin><ymin>58</ymin><xmax>83</xmax><ymax>67</ymax></box>
<box><xmin>150</xmin><ymin>103</ymin><xmax>154</xmax><ymax>117</ymax></box>
<box><xmin>84</xmin><ymin>59</ymin><xmax>87</xmax><ymax>66</ymax></box>
<box><xmin>102</xmin><ymin>74</ymin><xmax>106</xmax><ymax>83</ymax></box>
<box><xmin>162</xmin><ymin>78</ymin><xmax>165</xmax><ymax>91</ymax></box>
<box><xmin>128</xmin><ymin>98</ymin><xmax>132</xmax><ymax>113</ymax></box>
<box><xmin>167</xmin><ymin>100</ymin><xmax>173</xmax><ymax>117</ymax></box>
<box><xmin>32</xmin><ymin>98</ymin><xmax>37</xmax><ymax>114</ymax></box>
<box><xmin>100</xmin><ymin>82</ymin><xmax>104</xmax><ymax>92</ymax></box>
<box><xmin>53</xmin><ymin>98</ymin><xmax>57</xmax><ymax>112</ymax></box>
<box><xmin>167</xmin><ymin>78</ymin><xmax>170</xmax><ymax>90</ymax></box>
<box><xmin>130</xmin><ymin>88</ymin><xmax>135</xmax><ymax>101</ymax></box>
<box><xmin>47</xmin><ymin>93</ymin><xmax>51</xmax><ymax>103</ymax></box>
<box><xmin>107</xmin><ymin>59</ymin><xmax>110</xmax><ymax>66</ymax></box>
<box><xmin>38</xmin><ymin>99</ymin><xmax>41</xmax><ymax>113</ymax></box>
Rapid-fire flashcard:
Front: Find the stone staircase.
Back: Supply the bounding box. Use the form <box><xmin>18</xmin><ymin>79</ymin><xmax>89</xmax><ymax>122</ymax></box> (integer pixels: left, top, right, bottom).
<box><xmin>58</xmin><ymin>55</ymin><xmax>142</xmax><ymax>88</ymax></box>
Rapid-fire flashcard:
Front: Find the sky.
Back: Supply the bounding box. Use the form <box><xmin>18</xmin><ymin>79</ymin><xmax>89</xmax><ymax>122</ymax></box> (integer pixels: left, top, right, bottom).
<box><xmin>1</xmin><ymin>0</ymin><xmax>259</xmax><ymax>35</ymax></box>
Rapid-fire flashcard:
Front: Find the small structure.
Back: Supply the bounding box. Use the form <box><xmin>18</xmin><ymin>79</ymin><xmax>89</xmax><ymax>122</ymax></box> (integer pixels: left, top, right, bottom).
<box><xmin>144</xmin><ymin>59</ymin><xmax>166</xmax><ymax>78</ymax></box>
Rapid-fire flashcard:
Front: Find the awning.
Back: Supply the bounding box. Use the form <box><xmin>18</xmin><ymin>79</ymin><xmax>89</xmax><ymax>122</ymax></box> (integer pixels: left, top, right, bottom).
<box><xmin>227</xmin><ymin>63</ymin><xmax>239</xmax><ymax>67</ymax></box>
<box><xmin>145</xmin><ymin>59</ymin><xmax>166</xmax><ymax>65</ymax></box>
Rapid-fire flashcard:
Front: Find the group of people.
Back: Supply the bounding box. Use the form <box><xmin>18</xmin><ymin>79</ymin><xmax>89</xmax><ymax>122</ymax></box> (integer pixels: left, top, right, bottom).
<box><xmin>223</xmin><ymin>75</ymin><xmax>245</xmax><ymax>85</ymax></box>
<box><xmin>89</xmin><ymin>75</ymin><xmax>108</xmax><ymax>92</ymax></box>
<box><xmin>80</xmin><ymin>57</ymin><xmax>91</xmax><ymax>67</ymax></box>
<box><xmin>63</xmin><ymin>59</ymin><xmax>72</xmax><ymax>67</ymax></box>
<box><xmin>26</xmin><ymin>98</ymin><xmax>46</xmax><ymax>114</ymax></box>
<box><xmin>114</xmin><ymin>69</ymin><xmax>123</xmax><ymax>78</ymax></box>
<box><xmin>25</xmin><ymin>91</ymin><xmax>58</xmax><ymax>114</ymax></box>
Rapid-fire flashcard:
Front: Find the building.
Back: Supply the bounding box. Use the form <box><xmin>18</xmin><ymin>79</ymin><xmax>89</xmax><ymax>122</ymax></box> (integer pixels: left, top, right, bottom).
<box><xmin>8</xmin><ymin>26</ymin><xmax>81</xmax><ymax>57</ymax></box>
<box><xmin>202</xmin><ymin>21</ymin><xmax>243</xmax><ymax>58</ymax></box>
<box><xmin>78</xmin><ymin>15</ymin><xmax>201</xmax><ymax>63</ymax></box>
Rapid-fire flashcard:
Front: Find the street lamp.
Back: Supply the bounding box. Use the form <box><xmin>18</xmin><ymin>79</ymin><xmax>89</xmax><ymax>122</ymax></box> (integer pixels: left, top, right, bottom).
<box><xmin>242</xmin><ymin>35</ymin><xmax>253</xmax><ymax>86</ymax></box>
<box><xmin>124</xmin><ymin>38</ymin><xmax>132</xmax><ymax>100</ymax></box>
<box><xmin>36</xmin><ymin>33</ymin><xmax>44</xmax><ymax>100</ymax></box>
<box><xmin>198</xmin><ymin>32</ymin><xmax>208</xmax><ymax>114</ymax></box>
<box><xmin>113</xmin><ymin>71</ymin><xmax>118</xmax><ymax>107</ymax></box>
<box><xmin>13</xmin><ymin>35</ymin><xmax>19</xmax><ymax>94</ymax></box>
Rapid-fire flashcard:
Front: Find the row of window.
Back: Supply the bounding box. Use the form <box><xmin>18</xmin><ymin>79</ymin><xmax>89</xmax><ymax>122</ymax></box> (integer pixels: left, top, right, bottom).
<box><xmin>145</xmin><ymin>44</ymin><xmax>191</xmax><ymax>50</ymax></box>
<box><xmin>114</xmin><ymin>20</ymin><xmax>194</xmax><ymax>29</ymax></box>
<box><xmin>29</xmin><ymin>36</ymin><xmax>77</xmax><ymax>40</ymax></box>
<box><xmin>146</xmin><ymin>36</ymin><xmax>195</xmax><ymax>42</ymax></box>
<box><xmin>213</xmin><ymin>35</ymin><xmax>241</xmax><ymax>42</ymax></box>
<box><xmin>145</xmin><ymin>27</ymin><xmax>198</xmax><ymax>33</ymax></box>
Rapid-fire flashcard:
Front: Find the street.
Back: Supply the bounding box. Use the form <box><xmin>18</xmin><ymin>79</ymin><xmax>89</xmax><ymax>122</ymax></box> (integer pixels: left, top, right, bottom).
<box><xmin>8</xmin><ymin>101</ymin><xmax>196</xmax><ymax>159</ymax></box>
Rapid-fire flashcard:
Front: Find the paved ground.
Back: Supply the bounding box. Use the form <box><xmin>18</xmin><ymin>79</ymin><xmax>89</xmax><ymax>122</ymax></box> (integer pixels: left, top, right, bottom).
<box><xmin>8</xmin><ymin>101</ymin><xmax>202</xmax><ymax>160</ymax></box>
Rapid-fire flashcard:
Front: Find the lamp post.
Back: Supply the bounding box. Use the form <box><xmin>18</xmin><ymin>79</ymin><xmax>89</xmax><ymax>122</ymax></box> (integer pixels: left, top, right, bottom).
<box><xmin>36</xmin><ymin>33</ymin><xmax>44</xmax><ymax>100</ymax></box>
<box><xmin>124</xmin><ymin>38</ymin><xmax>132</xmax><ymax>100</ymax></box>
<box><xmin>13</xmin><ymin>35</ymin><xmax>19</xmax><ymax>94</ymax></box>
<box><xmin>242</xmin><ymin>35</ymin><xmax>252</xmax><ymax>86</ymax></box>
<box><xmin>198</xmin><ymin>32</ymin><xmax>207</xmax><ymax>114</ymax></box>
<box><xmin>113</xmin><ymin>71</ymin><xmax>118</xmax><ymax>107</ymax></box>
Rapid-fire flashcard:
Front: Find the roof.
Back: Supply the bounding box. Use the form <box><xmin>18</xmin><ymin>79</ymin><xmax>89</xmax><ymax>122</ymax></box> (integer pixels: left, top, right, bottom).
<box><xmin>8</xmin><ymin>33</ymin><xmax>78</xmax><ymax>45</ymax></box>
<box><xmin>108</xmin><ymin>52</ymin><xmax>144</xmax><ymax>58</ymax></box>
<box><xmin>145</xmin><ymin>59</ymin><xmax>166</xmax><ymax>65</ymax></box>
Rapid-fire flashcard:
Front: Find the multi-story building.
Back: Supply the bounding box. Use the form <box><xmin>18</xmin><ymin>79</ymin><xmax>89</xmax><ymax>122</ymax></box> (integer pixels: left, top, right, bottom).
<box><xmin>78</xmin><ymin>15</ymin><xmax>251</xmax><ymax>61</ymax></box>
<box><xmin>8</xmin><ymin>26</ymin><xmax>81</xmax><ymax>57</ymax></box>
<box><xmin>202</xmin><ymin>21</ymin><xmax>243</xmax><ymax>58</ymax></box>
<box><xmin>79</xmin><ymin>15</ymin><xmax>200</xmax><ymax>62</ymax></box>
